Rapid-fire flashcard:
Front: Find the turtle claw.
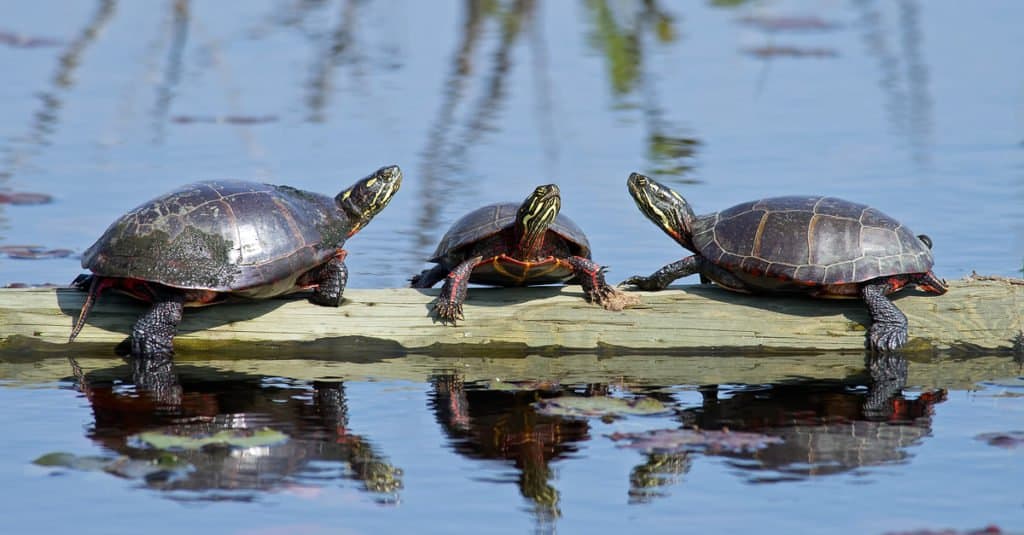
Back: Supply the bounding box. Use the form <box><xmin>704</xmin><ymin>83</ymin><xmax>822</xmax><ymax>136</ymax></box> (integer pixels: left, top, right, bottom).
<box><xmin>588</xmin><ymin>284</ymin><xmax>641</xmax><ymax>311</ymax></box>
<box><xmin>619</xmin><ymin>275</ymin><xmax>665</xmax><ymax>291</ymax></box>
<box><xmin>433</xmin><ymin>299</ymin><xmax>465</xmax><ymax>326</ymax></box>
<box><xmin>868</xmin><ymin>321</ymin><xmax>908</xmax><ymax>353</ymax></box>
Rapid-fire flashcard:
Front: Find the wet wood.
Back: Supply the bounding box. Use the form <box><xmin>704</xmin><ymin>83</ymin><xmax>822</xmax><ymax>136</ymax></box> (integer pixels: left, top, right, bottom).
<box><xmin>0</xmin><ymin>277</ymin><xmax>1021</xmax><ymax>354</ymax></box>
<box><xmin>2</xmin><ymin>353</ymin><xmax>1019</xmax><ymax>392</ymax></box>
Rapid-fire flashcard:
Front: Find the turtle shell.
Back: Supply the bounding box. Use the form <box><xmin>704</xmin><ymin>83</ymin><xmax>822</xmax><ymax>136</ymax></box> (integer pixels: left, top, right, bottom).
<box><xmin>430</xmin><ymin>202</ymin><xmax>591</xmax><ymax>262</ymax></box>
<box><xmin>82</xmin><ymin>180</ymin><xmax>352</xmax><ymax>296</ymax></box>
<box><xmin>691</xmin><ymin>196</ymin><xmax>934</xmax><ymax>286</ymax></box>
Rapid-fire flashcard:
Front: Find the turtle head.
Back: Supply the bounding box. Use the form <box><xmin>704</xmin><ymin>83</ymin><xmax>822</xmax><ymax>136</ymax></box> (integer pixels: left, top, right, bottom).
<box><xmin>627</xmin><ymin>172</ymin><xmax>697</xmax><ymax>251</ymax></box>
<box><xmin>514</xmin><ymin>184</ymin><xmax>561</xmax><ymax>257</ymax></box>
<box><xmin>336</xmin><ymin>165</ymin><xmax>402</xmax><ymax>236</ymax></box>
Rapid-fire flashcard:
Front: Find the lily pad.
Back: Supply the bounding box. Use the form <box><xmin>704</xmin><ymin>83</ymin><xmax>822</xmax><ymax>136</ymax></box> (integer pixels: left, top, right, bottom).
<box><xmin>33</xmin><ymin>451</ymin><xmax>190</xmax><ymax>479</ymax></box>
<box><xmin>33</xmin><ymin>452</ymin><xmax>111</xmax><ymax>471</ymax></box>
<box><xmin>534</xmin><ymin>396</ymin><xmax>671</xmax><ymax>419</ymax></box>
<box><xmin>135</xmin><ymin>427</ymin><xmax>288</xmax><ymax>450</ymax></box>
<box><xmin>609</xmin><ymin>428</ymin><xmax>784</xmax><ymax>454</ymax></box>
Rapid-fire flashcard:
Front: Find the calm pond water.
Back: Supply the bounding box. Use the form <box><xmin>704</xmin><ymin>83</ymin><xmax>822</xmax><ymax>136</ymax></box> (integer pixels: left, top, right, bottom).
<box><xmin>1</xmin><ymin>1</ymin><xmax>1023</xmax><ymax>533</ymax></box>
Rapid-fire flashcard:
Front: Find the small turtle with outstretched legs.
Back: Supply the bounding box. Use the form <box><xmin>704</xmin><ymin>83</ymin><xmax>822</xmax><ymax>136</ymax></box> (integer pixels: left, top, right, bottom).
<box><xmin>70</xmin><ymin>165</ymin><xmax>402</xmax><ymax>357</ymax></box>
<box><xmin>622</xmin><ymin>172</ymin><xmax>946</xmax><ymax>351</ymax></box>
<box><xmin>412</xmin><ymin>184</ymin><xmax>637</xmax><ymax>324</ymax></box>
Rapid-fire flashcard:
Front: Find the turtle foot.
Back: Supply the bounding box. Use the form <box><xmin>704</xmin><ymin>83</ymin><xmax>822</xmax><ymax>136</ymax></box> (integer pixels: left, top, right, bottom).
<box><xmin>129</xmin><ymin>334</ymin><xmax>176</xmax><ymax>359</ymax></box>
<box><xmin>619</xmin><ymin>275</ymin><xmax>667</xmax><ymax>291</ymax></box>
<box><xmin>589</xmin><ymin>285</ymin><xmax>641</xmax><ymax>311</ymax></box>
<box><xmin>433</xmin><ymin>299</ymin><xmax>465</xmax><ymax>326</ymax></box>
<box><xmin>868</xmin><ymin>321</ymin><xmax>908</xmax><ymax>353</ymax></box>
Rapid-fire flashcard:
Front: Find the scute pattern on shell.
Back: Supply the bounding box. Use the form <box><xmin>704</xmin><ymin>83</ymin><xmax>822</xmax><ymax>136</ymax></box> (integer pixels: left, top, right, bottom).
<box><xmin>692</xmin><ymin>196</ymin><xmax>933</xmax><ymax>284</ymax></box>
<box><xmin>430</xmin><ymin>202</ymin><xmax>591</xmax><ymax>262</ymax></box>
<box><xmin>82</xmin><ymin>180</ymin><xmax>350</xmax><ymax>292</ymax></box>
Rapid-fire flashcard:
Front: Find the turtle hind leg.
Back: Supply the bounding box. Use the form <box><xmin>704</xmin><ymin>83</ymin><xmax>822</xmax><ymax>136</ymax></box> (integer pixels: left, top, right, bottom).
<box><xmin>860</xmin><ymin>281</ymin><xmax>909</xmax><ymax>352</ymax></box>
<box><xmin>130</xmin><ymin>290</ymin><xmax>185</xmax><ymax>358</ymax></box>
<box><xmin>620</xmin><ymin>255</ymin><xmax>702</xmax><ymax>291</ymax></box>
<box><xmin>410</xmin><ymin>264</ymin><xmax>449</xmax><ymax>289</ymax></box>
<box><xmin>567</xmin><ymin>256</ymin><xmax>640</xmax><ymax>310</ymax></box>
<box><xmin>434</xmin><ymin>256</ymin><xmax>482</xmax><ymax>325</ymax></box>
<box><xmin>309</xmin><ymin>251</ymin><xmax>349</xmax><ymax>307</ymax></box>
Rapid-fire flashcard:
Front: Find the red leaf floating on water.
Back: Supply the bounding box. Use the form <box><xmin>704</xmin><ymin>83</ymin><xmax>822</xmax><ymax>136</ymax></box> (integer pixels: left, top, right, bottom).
<box><xmin>0</xmin><ymin>245</ymin><xmax>74</xmax><ymax>259</ymax></box>
<box><xmin>883</xmin><ymin>526</ymin><xmax>1002</xmax><ymax>535</ymax></box>
<box><xmin>975</xmin><ymin>431</ymin><xmax>1024</xmax><ymax>449</ymax></box>
<box><xmin>0</xmin><ymin>192</ymin><xmax>54</xmax><ymax>205</ymax></box>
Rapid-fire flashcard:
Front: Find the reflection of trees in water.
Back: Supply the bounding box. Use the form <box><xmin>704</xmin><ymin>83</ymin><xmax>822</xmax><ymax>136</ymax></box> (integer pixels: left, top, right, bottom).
<box><xmin>0</xmin><ymin>0</ymin><xmax>117</xmax><ymax>242</ymax></box>
<box><xmin>414</xmin><ymin>0</ymin><xmax>539</xmax><ymax>257</ymax></box>
<box><xmin>854</xmin><ymin>0</ymin><xmax>933</xmax><ymax>167</ymax></box>
<box><xmin>583</xmin><ymin>0</ymin><xmax>700</xmax><ymax>182</ymax></box>
<box><xmin>68</xmin><ymin>354</ymin><xmax>402</xmax><ymax>502</ymax></box>
<box><xmin>0</xmin><ymin>0</ymin><xmax>117</xmax><ymax>243</ymax></box>
<box><xmin>150</xmin><ymin>0</ymin><xmax>189</xmax><ymax>144</ymax></box>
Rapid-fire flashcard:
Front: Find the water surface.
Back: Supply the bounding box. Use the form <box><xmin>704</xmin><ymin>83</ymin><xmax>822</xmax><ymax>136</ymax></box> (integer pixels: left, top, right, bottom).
<box><xmin>2</xmin><ymin>1</ymin><xmax>1023</xmax><ymax>533</ymax></box>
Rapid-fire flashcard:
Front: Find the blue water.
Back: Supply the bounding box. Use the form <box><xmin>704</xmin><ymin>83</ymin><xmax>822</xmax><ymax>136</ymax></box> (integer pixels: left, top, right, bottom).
<box><xmin>2</xmin><ymin>1</ymin><xmax>1023</xmax><ymax>533</ymax></box>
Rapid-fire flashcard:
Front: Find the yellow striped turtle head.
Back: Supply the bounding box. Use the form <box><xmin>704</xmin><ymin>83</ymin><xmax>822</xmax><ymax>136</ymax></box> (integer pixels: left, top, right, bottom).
<box><xmin>627</xmin><ymin>172</ymin><xmax>696</xmax><ymax>251</ymax></box>
<box><xmin>336</xmin><ymin>165</ymin><xmax>402</xmax><ymax>236</ymax></box>
<box><xmin>515</xmin><ymin>184</ymin><xmax>561</xmax><ymax>255</ymax></box>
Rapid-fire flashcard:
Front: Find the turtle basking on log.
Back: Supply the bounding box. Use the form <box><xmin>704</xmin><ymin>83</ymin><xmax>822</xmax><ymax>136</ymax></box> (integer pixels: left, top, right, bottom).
<box><xmin>412</xmin><ymin>184</ymin><xmax>638</xmax><ymax>324</ymax></box>
<box><xmin>622</xmin><ymin>173</ymin><xmax>946</xmax><ymax>352</ymax></box>
<box><xmin>69</xmin><ymin>165</ymin><xmax>403</xmax><ymax>357</ymax></box>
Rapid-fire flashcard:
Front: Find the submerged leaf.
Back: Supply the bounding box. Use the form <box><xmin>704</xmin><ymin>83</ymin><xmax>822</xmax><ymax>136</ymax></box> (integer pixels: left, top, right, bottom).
<box><xmin>609</xmin><ymin>428</ymin><xmax>784</xmax><ymax>453</ymax></box>
<box><xmin>136</xmin><ymin>427</ymin><xmax>288</xmax><ymax>450</ymax></box>
<box><xmin>534</xmin><ymin>396</ymin><xmax>670</xmax><ymax>419</ymax></box>
<box><xmin>33</xmin><ymin>451</ymin><xmax>190</xmax><ymax>479</ymax></box>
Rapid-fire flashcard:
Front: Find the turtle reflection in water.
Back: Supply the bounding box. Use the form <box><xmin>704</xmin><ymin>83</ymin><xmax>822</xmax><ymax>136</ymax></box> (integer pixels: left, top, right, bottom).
<box><xmin>69</xmin><ymin>166</ymin><xmax>402</xmax><ymax>358</ymax></box>
<box><xmin>623</xmin><ymin>173</ymin><xmax>947</xmax><ymax>351</ymax></box>
<box><xmin>59</xmin><ymin>355</ymin><xmax>402</xmax><ymax>500</ymax></box>
<box><xmin>430</xmin><ymin>375</ymin><xmax>594</xmax><ymax>519</ymax></box>
<box><xmin>611</xmin><ymin>354</ymin><xmax>946</xmax><ymax>502</ymax></box>
<box><xmin>412</xmin><ymin>184</ymin><xmax>638</xmax><ymax>324</ymax></box>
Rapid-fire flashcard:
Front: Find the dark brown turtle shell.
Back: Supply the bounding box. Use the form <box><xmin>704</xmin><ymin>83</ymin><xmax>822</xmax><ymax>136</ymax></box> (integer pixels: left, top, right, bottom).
<box><xmin>429</xmin><ymin>202</ymin><xmax>591</xmax><ymax>262</ymax></box>
<box><xmin>82</xmin><ymin>180</ymin><xmax>352</xmax><ymax>297</ymax></box>
<box><xmin>691</xmin><ymin>196</ymin><xmax>934</xmax><ymax>286</ymax></box>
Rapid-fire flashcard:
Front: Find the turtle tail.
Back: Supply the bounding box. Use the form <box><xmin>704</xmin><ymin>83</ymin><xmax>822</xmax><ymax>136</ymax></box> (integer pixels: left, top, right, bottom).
<box><xmin>69</xmin><ymin>275</ymin><xmax>101</xmax><ymax>342</ymax></box>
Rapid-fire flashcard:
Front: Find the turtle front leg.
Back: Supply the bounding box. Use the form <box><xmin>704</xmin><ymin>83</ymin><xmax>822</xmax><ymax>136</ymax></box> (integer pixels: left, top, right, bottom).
<box><xmin>621</xmin><ymin>255</ymin><xmax>702</xmax><ymax>291</ymax></box>
<box><xmin>434</xmin><ymin>256</ymin><xmax>482</xmax><ymax>325</ymax></box>
<box><xmin>310</xmin><ymin>250</ymin><xmax>349</xmax><ymax>307</ymax></box>
<box><xmin>410</xmin><ymin>264</ymin><xmax>449</xmax><ymax>288</ymax></box>
<box><xmin>860</xmin><ymin>281</ymin><xmax>909</xmax><ymax>352</ymax></box>
<box><xmin>130</xmin><ymin>292</ymin><xmax>185</xmax><ymax>359</ymax></box>
<box><xmin>567</xmin><ymin>256</ymin><xmax>639</xmax><ymax>310</ymax></box>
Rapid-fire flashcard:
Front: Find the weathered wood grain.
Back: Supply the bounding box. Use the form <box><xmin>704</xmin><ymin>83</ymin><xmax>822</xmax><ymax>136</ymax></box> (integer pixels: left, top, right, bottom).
<box><xmin>1</xmin><ymin>277</ymin><xmax>1021</xmax><ymax>354</ymax></box>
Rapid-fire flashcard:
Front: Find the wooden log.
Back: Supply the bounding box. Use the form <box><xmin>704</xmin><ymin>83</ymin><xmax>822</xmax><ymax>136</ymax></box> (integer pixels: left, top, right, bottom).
<box><xmin>1</xmin><ymin>277</ymin><xmax>1022</xmax><ymax>355</ymax></box>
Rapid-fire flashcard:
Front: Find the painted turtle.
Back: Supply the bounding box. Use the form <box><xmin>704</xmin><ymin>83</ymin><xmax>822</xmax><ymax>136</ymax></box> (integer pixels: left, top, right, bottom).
<box><xmin>69</xmin><ymin>165</ymin><xmax>402</xmax><ymax>357</ymax></box>
<box><xmin>411</xmin><ymin>184</ymin><xmax>637</xmax><ymax>324</ymax></box>
<box><xmin>622</xmin><ymin>173</ymin><xmax>946</xmax><ymax>351</ymax></box>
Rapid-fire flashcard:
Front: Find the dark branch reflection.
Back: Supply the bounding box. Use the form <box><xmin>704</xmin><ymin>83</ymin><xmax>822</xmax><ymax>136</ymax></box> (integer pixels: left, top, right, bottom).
<box><xmin>854</xmin><ymin>0</ymin><xmax>933</xmax><ymax>167</ymax></box>
<box><xmin>583</xmin><ymin>0</ymin><xmax>700</xmax><ymax>182</ymax></box>
<box><xmin>2</xmin><ymin>0</ymin><xmax>117</xmax><ymax>180</ymax></box>
<box><xmin>150</xmin><ymin>0</ymin><xmax>189</xmax><ymax>144</ymax></box>
<box><xmin>415</xmin><ymin>0</ymin><xmax>539</xmax><ymax>260</ymax></box>
<box><xmin>65</xmin><ymin>353</ymin><xmax>402</xmax><ymax>503</ymax></box>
